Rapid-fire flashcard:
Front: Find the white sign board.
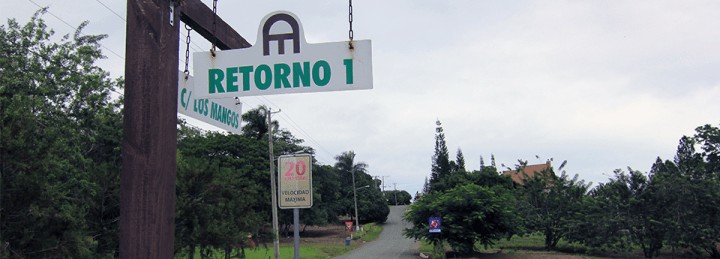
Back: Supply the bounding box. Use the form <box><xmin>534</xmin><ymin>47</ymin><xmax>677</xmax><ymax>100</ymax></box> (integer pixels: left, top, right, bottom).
<box><xmin>194</xmin><ymin>11</ymin><xmax>372</xmax><ymax>98</ymax></box>
<box><xmin>278</xmin><ymin>154</ymin><xmax>313</xmax><ymax>209</ymax></box>
<box><xmin>177</xmin><ymin>73</ymin><xmax>243</xmax><ymax>134</ymax></box>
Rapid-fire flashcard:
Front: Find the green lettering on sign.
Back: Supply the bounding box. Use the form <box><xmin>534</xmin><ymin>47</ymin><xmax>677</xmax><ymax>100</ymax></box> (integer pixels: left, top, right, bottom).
<box><xmin>343</xmin><ymin>59</ymin><xmax>353</xmax><ymax>84</ymax></box>
<box><xmin>312</xmin><ymin>60</ymin><xmax>331</xmax><ymax>87</ymax></box>
<box><xmin>209</xmin><ymin>69</ymin><xmax>225</xmax><ymax>93</ymax></box>
<box><xmin>293</xmin><ymin>62</ymin><xmax>310</xmax><ymax>87</ymax></box>
<box><xmin>226</xmin><ymin>67</ymin><xmax>239</xmax><ymax>92</ymax></box>
<box><xmin>255</xmin><ymin>64</ymin><xmax>272</xmax><ymax>90</ymax></box>
<box><xmin>239</xmin><ymin>66</ymin><xmax>253</xmax><ymax>91</ymax></box>
<box><xmin>274</xmin><ymin>63</ymin><xmax>291</xmax><ymax>89</ymax></box>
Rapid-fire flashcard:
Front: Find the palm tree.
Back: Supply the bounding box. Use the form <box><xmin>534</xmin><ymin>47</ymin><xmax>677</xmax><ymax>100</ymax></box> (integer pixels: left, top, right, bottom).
<box><xmin>334</xmin><ymin>151</ymin><xmax>367</xmax><ymax>230</ymax></box>
<box><xmin>241</xmin><ymin>105</ymin><xmax>279</xmax><ymax>140</ymax></box>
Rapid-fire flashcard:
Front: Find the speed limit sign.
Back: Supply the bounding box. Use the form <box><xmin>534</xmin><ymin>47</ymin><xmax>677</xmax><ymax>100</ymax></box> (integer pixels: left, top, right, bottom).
<box><xmin>278</xmin><ymin>154</ymin><xmax>313</xmax><ymax>209</ymax></box>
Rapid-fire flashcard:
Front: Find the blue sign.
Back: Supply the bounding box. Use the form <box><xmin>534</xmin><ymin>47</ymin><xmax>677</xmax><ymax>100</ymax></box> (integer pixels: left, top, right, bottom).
<box><xmin>428</xmin><ymin>217</ymin><xmax>441</xmax><ymax>233</ymax></box>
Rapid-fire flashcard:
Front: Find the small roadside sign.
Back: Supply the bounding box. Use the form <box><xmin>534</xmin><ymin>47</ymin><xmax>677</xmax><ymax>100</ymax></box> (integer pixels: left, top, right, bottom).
<box><xmin>345</xmin><ymin>221</ymin><xmax>353</xmax><ymax>232</ymax></box>
<box><xmin>429</xmin><ymin>217</ymin><xmax>441</xmax><ymax>233</ymax></box>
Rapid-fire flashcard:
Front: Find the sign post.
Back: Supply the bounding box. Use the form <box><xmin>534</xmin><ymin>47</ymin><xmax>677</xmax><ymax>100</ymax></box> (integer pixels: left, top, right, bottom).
<box><xmin>121</xmin><ymin>1</ymin><xmax>248</xmax><ymax>256</ymax></box>
<box><xmin>278</xmin><ymin>154</ymin><xmax>313</xmax><ymax>259</ymax></box>
<box><xmin>345</xmin><ymin>221</ymin><xmax>353</xmax><ymax>248</ymax></box>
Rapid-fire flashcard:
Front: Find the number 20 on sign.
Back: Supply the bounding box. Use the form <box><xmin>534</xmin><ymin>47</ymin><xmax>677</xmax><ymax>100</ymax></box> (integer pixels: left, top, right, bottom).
<box><xmin>278</xmin><ymin>154</ymin><xmax>313</xmax><ymax>209</ymax></box>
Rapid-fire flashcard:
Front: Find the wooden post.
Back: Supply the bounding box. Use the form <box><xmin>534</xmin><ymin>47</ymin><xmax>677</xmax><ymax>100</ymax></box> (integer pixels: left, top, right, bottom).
<box><xmin>121</xmin><ymin>1</ymin><xmax>179</xmax><ymax>258</ymax></box>
<box><xmin>120</xmin><ymin>0</ymin><xmax>250</xmax><ymax>257</ymax></box>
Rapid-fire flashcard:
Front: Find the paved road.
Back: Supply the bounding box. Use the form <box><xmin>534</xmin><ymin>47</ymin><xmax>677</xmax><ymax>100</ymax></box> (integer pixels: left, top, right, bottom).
<box><xmin>335</xmin><ymin>205</ymin><xmax>419</xmax><ymax>259</ymax></box>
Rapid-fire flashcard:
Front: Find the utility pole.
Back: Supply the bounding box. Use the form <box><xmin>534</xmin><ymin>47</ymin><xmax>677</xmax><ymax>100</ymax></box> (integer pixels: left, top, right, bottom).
<box><xmin>267</xmin><ymin>108</ymin><xmax>281</xmax><ymax>259</ymax></box>
<box><xmin>372</xmin><ymin>175</ymin><xmax>389</xmax><ymax>192</ymax></box>
<box><xmin>380</xmin><ymin>175</ymin><xmax>389</xmax><ymax>192</ymax></box>
<box><xmin>393</xmin><ymin>183</ymin><xmax>398</xmax><ymax>206</ymax></box>
<box><xmin>121</xmin><ymin>1</ymin><xmax>249</xmax><ymax>257</ymax></box>
<box><xmin>352</xmin><ymin>169</ymin><xmax>360</xmax><ymax>232</ymax></box>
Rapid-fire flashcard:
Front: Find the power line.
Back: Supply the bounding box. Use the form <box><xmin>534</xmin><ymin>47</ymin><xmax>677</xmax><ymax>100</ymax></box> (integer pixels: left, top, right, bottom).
<box><xmin>243</xmin><ymin>98</ymin><xmax>335</xmax><ymax>164</ymax></box>
<box><xmin>93</xmin><ymin>0</ymin><xmax>125</xmax><ymax>22</ymax></box>
<box><xmin>91</xmin><ymin>0</ymin><xmax>206</xmax><ymax>57</ymax></box>
<box><xmin>185</xmin><ymin>28</ymin><xmax>206</xmax><ymax>52</ymax></box>
<box><xmin>255</xmin><ymin>96</ymin><xmax>335</xmax><ymax>160</ymax></box>
<box><xmin>257</xmin><ymin>97</ymin><xmax>322</xmax><ymax>147</ymax></box>
<box><xmin>179</xmin><ymin>30</ymin><xmax>202</xmax><ymax>53</ymax></box>
<box><xmin>26</xmin><ymin>0</ymin><xmax>125</xmax><ymax>60</ymax></box>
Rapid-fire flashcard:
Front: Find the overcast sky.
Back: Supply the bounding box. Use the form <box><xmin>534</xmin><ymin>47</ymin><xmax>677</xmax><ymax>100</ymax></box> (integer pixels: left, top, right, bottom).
<box><xmin>3</xmin><ymin>1</ymin><xmax>719</xmax><ymax>196</ymax></box>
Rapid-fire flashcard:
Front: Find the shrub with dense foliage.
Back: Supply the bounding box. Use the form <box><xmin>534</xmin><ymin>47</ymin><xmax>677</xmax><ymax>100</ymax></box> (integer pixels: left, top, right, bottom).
<box><xmin>404</xmin><ymin>183</ymin><xmax>519</xmax><ymax>254</ymax></box>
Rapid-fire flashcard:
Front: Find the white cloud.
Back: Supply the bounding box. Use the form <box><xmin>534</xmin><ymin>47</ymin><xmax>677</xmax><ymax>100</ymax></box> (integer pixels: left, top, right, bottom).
<box><xmin>4</xmin><ymin>0</ymin><xmax>719</xmax><ymax>196</ymax></box>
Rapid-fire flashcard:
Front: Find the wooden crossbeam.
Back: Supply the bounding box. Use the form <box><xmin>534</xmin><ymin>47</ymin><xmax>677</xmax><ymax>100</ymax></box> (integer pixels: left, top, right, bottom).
<box><xmin>180</xmin><ymin>0</ymin><xmax>252</xmax><ymax>50</ymax></box>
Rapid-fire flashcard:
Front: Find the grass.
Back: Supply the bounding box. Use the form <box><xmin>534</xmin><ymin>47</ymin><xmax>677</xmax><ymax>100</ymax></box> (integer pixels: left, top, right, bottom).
<box><xmin>176</xmin><ymin>223</ymin><xmax>384</xmax><ymax>259</ymax></box>
<box><xmin>241</xmin><ymin>244</ymin><xmax>347</xmax><ymax>259</ymax></box>
<box><xmin>417</xmin><ymin>235</ymin><xmax>594</xmax><ymax>258</ymax></box>
<box><xmin>418</xmin><ymin>234</ymin><xmax>694</xmax><ymax>258</ymax></box>
<box><xmin>352</xmin><ymin>223</ymin><xmax>382</xmax><ymax>242</ymax></box>
<box><xmin>178</xmin><ymin>244</ymin><xmax>346</xmax><ymax>259</ymax></box>
<box><xmin>480</xmin><ymin>234</ymin><xmax>586</xmax><ymax>254</ymax></box>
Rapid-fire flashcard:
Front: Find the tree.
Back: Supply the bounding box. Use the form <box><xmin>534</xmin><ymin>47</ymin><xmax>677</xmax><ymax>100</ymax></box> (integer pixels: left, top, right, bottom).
<box><xmin>568</xmin><ymin>169</ymin><xmax>654</xmax><ymax>255</ymax></box>
<box><xmin>305</xmin><ymin>164</ymin><xmax>342</xmax><ymax>226</ymax></box>
<box><xmin>566</xmin><ymin>124</ymin><xmax>720</xmax><ymax>258</ymax></box>
<box><xmin>422</xmin><ymin>176</ymin><xmax>430</xmax><ymax>194</ymax></box>
<box><xmin>1</xmin><ymin>10</ymin><xmax>123</xmax><ymax>257</ymax></box>
<box><xmin>356</xmin><ymin>184</ymin><xmax>390</xmax><ymax>223</ymax></box>
<box><xmin>334</xmin><ymin>151</ymin><xmax>388</xmax><ymax>224</ymax></box>
<box><xmin>454</xmin><ymin>148</ymin><xmax>466</xmax><ymax>172</ymax></box>
<box><xmin>383</xmin><ymin>190</ymin><xmax>412</xmax><ymax>205</ymax></box>
<box><xmin>517</xmin><ymin>163</ymin><xmax>590</xmax><ymax>250</ymax></box>
<box><xmin>687</xmin><ymin>124</ymin><xmax>720</xmax><ymax>257</ymax></box>
<box><xmin>240</xmin><ymin>105</ymin><xmax>278</xmax><ymax>140</ymax></box>
<box><xmin>175</xmin><ymin>131</ymin><xmax>271</xmax><ymax>258</ymax></box>
<box><xmin>404</xmin><ymin>184</ymin><xmax>519</xmax><ymax>255</ymax></box>
<box><xmin>645</xmin><ymin>125</ymin><xmax>720</xmax><ymax>258</ymax></box>
<box><xmin>429</xmin><ymin>120</ymin><xmax>452</xmax><ymax>193</ymax></box>
<box><xmin>334</xmin><ymin>150</ymin><xmax>366</xmax><ymax>222</ymax></box>
<box><xmin>467</xmin><ymin>166</ymin><xmax>514</xmax><ymax>189</ymax></box>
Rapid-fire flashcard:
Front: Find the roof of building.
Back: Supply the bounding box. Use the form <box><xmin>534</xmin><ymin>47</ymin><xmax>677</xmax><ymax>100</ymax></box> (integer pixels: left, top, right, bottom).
<box><xmin>502</xmin><ymin>162</ymin><xmax>552</xmax><ymax>185</ymax></box>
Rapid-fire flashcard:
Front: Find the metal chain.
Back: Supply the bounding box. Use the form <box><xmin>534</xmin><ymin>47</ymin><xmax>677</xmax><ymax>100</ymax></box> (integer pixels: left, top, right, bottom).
<box><xmin>348</xmin><ymin>0</ymin><xmax>354</xmax><ymax>41</ymax></box>
<box><xmin>184</xmin><ymin>24</ymin><xmax>192</xmax><ymax>80</ymax></box>
<box><xmin>211</xmin><ymin>0</ymin><xmax>218</xmax><ymax>56</ymax></box>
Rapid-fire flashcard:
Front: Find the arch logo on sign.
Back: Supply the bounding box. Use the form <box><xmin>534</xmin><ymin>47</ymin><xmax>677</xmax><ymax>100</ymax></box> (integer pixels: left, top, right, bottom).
<box><xmin>193</xmin><ymin>11</ymin><xmax>373</xmax><ymax>98</ymax></box>
<box><xmin>278</xmin><ymin>154</ymin><xmax>313</xmax><ymax>209</ymax></box>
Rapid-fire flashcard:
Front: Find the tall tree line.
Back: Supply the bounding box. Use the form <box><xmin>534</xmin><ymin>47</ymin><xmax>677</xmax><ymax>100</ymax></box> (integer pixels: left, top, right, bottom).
<box><xmin>1</xmin><ymin>11</ymin><xmax>123</xmax><ymax>258</ymax></box>
<box><xmin>406</xmin><ymin>120</ymin><xmax>720</xmax><ymax>258</ymax></box>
